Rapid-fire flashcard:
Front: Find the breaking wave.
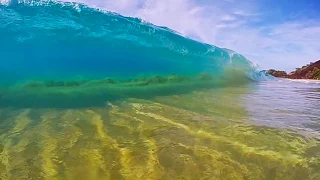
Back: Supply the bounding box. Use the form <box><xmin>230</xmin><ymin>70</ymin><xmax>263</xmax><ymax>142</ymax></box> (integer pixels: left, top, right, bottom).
<box><xmin>0</xmin><ymin>0</ymin><xmax>269</xmax><ymax>108</ymax></box>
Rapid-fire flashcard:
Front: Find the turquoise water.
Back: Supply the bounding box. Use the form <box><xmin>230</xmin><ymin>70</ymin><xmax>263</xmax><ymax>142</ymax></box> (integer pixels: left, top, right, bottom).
<box><xmin>0</xmin><ymin>0</ymin><xmax>269</xmax><ymax>109</ymax></box>
<box><xmin>0</xmin><ymin>1</ymin><xmax>320</xmax><ymax>180</ymax></box>
<box><xmin>0</xmin><ymin>0</ymin><xmax>262</xmax><ymax>84</ymax></box>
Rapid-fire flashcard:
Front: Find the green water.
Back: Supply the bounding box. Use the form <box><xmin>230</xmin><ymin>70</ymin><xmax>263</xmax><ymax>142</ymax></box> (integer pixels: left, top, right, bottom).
<box><xmin>1</xmin><ymin>82</ymin><xmax>319</xmax><ymax>180</ymax></box>
<box><xmin>0</xmin><ymin>1</ymin><xmax>319</xmax><ymax>179</ymax></box>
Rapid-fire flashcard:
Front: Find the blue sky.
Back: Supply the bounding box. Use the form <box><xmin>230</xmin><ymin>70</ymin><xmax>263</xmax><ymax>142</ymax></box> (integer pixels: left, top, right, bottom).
<box><xmin>64</xmin><ymin>0</ymin><xmax>319</xmax><ymax>71</ymax></box>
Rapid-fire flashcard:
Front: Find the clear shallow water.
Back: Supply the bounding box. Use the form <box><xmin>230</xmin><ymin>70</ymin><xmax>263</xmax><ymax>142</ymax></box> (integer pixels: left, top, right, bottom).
<box><xmin>0</xmin><ymin>1</ymin><xmax>320</xmax><ymax>179</ymax></box>
<box><xmin>0</xmin><ymin>80</ymin><xmax>320</xmax><ymax>180</ymax></box>
<box><xmin>245</xmin><ymin>79</ymin><xmax>320</xmax><ymax>139</ymax></box>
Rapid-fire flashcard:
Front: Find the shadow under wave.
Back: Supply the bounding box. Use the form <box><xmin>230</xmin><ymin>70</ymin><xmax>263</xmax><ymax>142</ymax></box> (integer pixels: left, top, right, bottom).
<box><xmin>0</xmin><ymin>75</ymin><xmax>253</xmax><ymax>109</ymax></box>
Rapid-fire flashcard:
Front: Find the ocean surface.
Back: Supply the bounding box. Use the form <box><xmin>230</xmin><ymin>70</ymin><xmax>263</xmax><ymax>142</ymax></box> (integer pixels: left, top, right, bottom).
<box><xmin>0</xmin><ymin>1</ymin><xmax>320</xmax><ymax>179</ymax></box>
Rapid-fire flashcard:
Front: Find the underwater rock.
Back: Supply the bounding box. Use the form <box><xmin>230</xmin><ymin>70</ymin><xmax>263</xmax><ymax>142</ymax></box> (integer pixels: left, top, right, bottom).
<box><xmin>45</xmin><ymin>81</ymin><xmax>64</xmax><ymax>87</ymax></box>
<box><xmin>136</xmin><ymin>76</ymin><xmax>167</xmax><ymax>86</ymax></box>
<box><xmin>167</xmin><ymin>75</ymin><xmax>189</xmax><ymax>83</ymax></box>
<box><xmin>23</xmin><ymin>82</ymin><xmax>46</xmax><ymax>88</ymax></box>
<box><xmin>64</xmin><ymin>81</ymin><xmax>82</xmax><ymax>87</ymax></box>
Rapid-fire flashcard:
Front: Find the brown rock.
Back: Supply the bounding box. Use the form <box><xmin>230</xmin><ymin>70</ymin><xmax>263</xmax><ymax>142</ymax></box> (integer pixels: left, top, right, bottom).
<box><xmin>267</xmin><ymin>60</ymin><xmax>320</xmax><ymax>80</ymax></box>
<box><xmin>267</xmin><ymin>69</ymin><xmax>288</xmax><ymax>78</ymax></box>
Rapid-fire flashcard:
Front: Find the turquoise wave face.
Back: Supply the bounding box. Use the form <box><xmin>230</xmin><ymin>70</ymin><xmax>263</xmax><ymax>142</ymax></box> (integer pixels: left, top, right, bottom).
<box><xmin>0</xmin><ymin>0</ymin><xmax>263</xmax><ymax>82</ymax></box>
<box><xmin>0</xmin><ymin>0</ymin><xmax>269</xmax><ymax>108</ymax></box>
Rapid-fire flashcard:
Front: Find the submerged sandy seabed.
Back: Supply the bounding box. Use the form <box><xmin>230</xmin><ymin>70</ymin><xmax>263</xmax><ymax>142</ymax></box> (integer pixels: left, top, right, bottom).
<box><xmin>0</xmin><ymin>87</ymin><xmax>319</xmax><ymax>180</ymax></box>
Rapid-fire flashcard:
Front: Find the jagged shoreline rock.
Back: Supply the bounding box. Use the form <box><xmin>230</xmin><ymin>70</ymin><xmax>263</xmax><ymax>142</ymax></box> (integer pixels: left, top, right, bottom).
<box><xmin>267</xmin><ymin>60</ymin><xmax>320</xmax><ymax>80</ymax></box>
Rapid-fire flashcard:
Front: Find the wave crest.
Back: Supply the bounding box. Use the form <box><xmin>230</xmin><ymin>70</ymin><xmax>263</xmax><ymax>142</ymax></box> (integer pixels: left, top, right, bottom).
<box><xmin>0</xmin><ymin>0</ymin><xmax>265</xmax><ymax>86</ymax></box>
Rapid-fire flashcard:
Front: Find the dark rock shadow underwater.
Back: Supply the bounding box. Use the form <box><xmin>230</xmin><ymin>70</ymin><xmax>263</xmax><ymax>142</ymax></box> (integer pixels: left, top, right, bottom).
<box><xmin>0</xmin><ymin>75</ymin><xmax>253</xmax><ymax>109</ymax></box>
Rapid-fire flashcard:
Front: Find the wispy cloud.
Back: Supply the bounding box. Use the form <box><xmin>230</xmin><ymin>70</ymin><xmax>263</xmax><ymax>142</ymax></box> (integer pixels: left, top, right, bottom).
<box><xmin>61</xmin><ymin>0</ymin><xmax>319</xmax><ymax>71</ymax></box>
<box><xmin>221</xmin><ymin>15</ymin><xmax>236</xmax><ymax>21</ymax></box>
<box><xmin>233</xmin><ymin>10</ymin><xmax>259</xmax><ymax>17</ymax></box>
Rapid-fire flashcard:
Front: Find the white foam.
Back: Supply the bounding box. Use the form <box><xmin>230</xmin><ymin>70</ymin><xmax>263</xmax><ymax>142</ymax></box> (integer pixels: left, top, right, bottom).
<box><xmin>0</xmin><ymin>0</ymin><xmax>10</xmax><ymax>5</ymax></box>
<box><xmin>287</xmin><ymin>79</ymin><xmax>320</xmax><ymax>84</ymax></box>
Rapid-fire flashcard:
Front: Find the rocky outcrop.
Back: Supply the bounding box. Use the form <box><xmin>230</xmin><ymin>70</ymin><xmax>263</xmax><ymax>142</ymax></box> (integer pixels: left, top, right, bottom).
<box><xmin>267</xmin><ymin>69</ymin><xmax>288</xmax><ymax>78</ymax></box>
<box><xmin>267</xmin><ymin>60</ymin><xmax>320</xmax><ymax>80</ymax></box>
